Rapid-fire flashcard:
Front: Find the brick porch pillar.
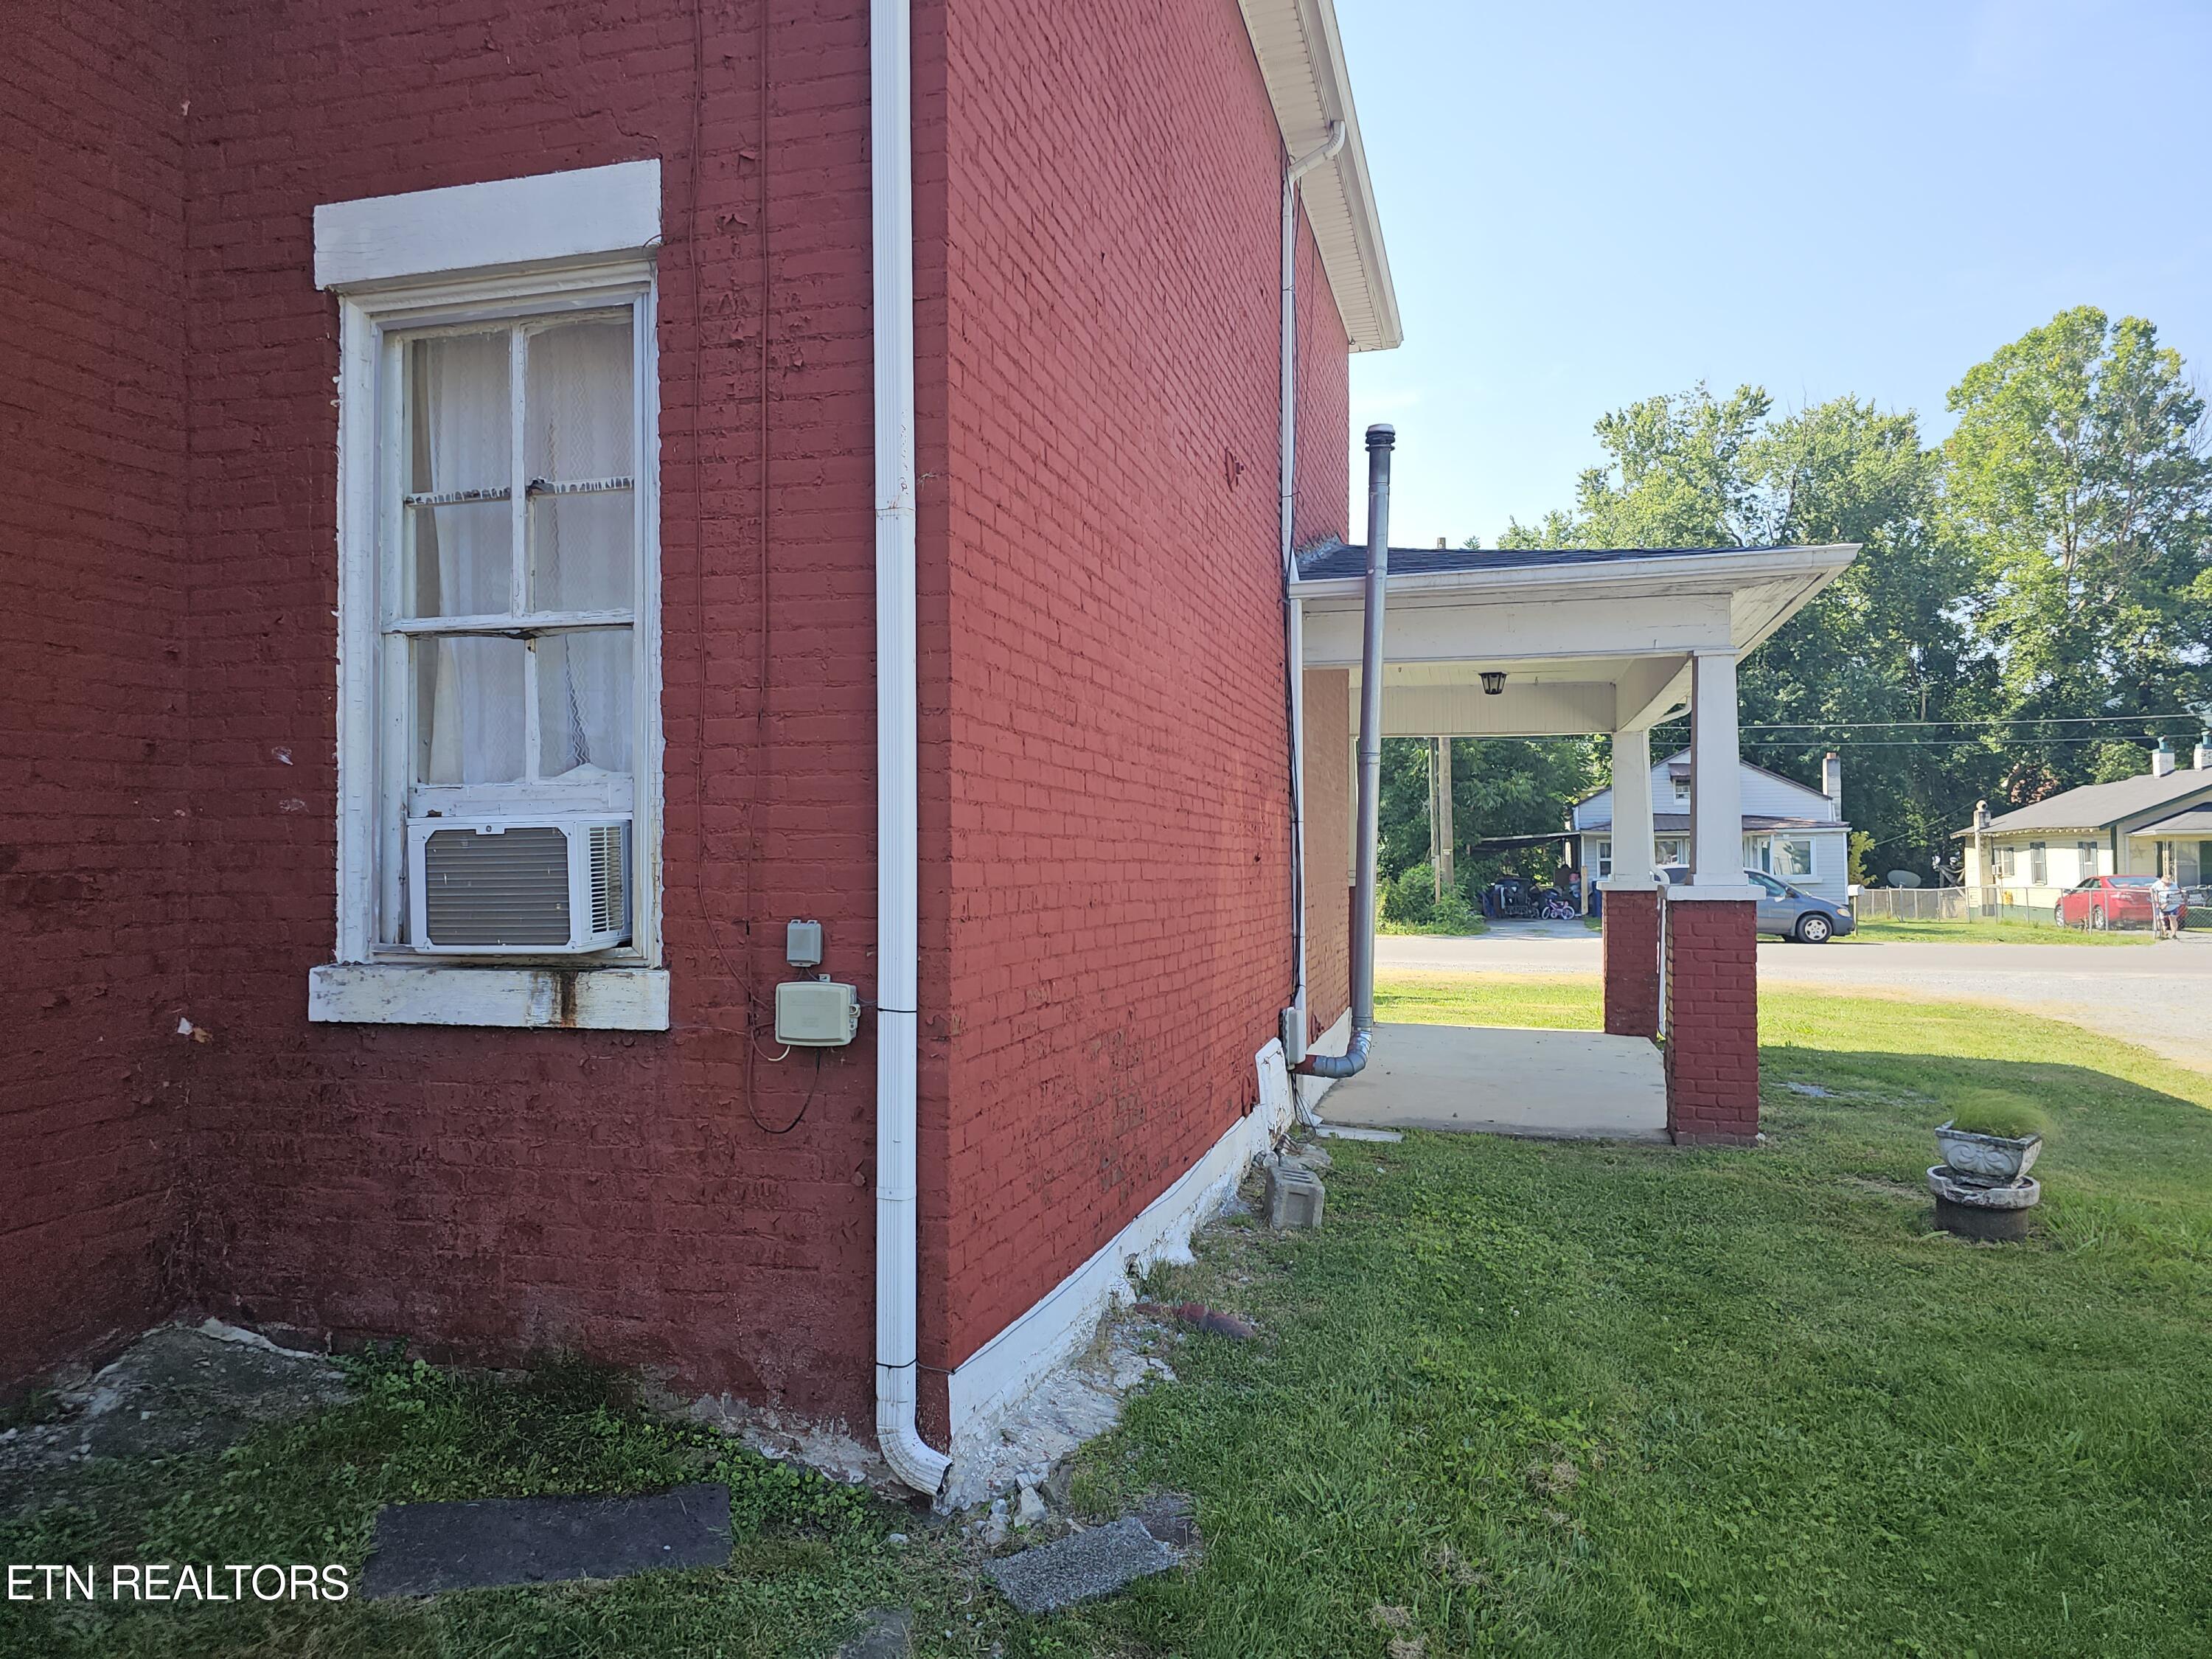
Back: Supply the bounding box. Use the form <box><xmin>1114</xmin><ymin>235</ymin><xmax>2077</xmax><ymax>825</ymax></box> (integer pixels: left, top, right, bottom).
<box><xmin>1601</xmin><ymin>887</ymin><xmax>1661</xmax><ymax>1037</ymax></box>
<box><xmin>1664</xmin><ymin>896</ymin><xmax>1759</xmax><ymax>1143</ymax></box>
<box><xmin>1665</xmin><ymin>651</ymin><xmax>1760</xmax><ymax>1144</ymax></box>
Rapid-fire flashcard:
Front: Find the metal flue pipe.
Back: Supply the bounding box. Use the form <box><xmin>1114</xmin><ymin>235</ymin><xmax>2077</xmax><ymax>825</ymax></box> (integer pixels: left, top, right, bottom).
<box><xmin>1298</xmin><ymin>423</ymin><xmax>1394</xmax><ymax>1080</ymax></box>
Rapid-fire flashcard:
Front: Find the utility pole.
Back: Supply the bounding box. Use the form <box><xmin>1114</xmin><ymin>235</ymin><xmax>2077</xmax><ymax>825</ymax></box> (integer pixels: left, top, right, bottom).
<box><xmin>1432</xmin><ymin>736</ymin><xmax>1455</xmax><ymax>899</ymax></box>
<box><xmin>1433</xmin><ymin>739</ymin><xmax>1451</xmax><ymax>902</ymax></box>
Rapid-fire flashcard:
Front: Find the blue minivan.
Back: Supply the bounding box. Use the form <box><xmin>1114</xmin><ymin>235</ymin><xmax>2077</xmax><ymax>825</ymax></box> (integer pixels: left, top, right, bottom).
<box><xmin>1658</xmin><ymin>866</ymin><xmax>1855</xmax><ymax>943</ymax></box>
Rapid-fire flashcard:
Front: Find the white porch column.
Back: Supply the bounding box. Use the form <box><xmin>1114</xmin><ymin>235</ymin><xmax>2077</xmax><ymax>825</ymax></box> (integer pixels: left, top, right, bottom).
<box><xmin>1607</xmin><ymin>728</ymin><xmax>1655</xmax><ymax>886</ymax></box>
<box><xmin>1687</xmin><ymin>651</ymin><xmax>1750</xmax><ymax>891</ymax></box>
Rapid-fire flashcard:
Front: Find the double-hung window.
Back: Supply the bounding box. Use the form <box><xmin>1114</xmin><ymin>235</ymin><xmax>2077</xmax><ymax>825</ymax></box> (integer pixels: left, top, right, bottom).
<box><xmin>1774</xmin><ymin>837</ymin><xmax>1815</xmax><ymax>880</ymax></box>
<box><xmin>310</xmin><ymin>163</ymin><xmax>666</xmax><ymax>1029</ymax></box>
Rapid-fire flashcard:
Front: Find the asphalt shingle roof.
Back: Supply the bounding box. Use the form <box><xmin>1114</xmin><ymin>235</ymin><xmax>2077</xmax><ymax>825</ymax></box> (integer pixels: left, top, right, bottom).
<box><xmin>1975</xmin><ymin>769</ymin><xmax>2212</xmax><ymax>834</ymax></box>
<box><xmin>2135</xmin><ymin>804</ymin><xmax>2212</xmax><ymax>838</ymax></box>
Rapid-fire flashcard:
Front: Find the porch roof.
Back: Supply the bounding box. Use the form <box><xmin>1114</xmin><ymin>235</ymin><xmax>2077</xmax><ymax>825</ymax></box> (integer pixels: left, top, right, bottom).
<box><xmin>1292</xmin><ymin>540</ymin><xmax>1858</xmax><ymax>739</ymax></box>
<box><xmin>1577</xmin><ymin>813</ymin><xmax>1843</xmax><ymax>835</ymax></box>
<box><xmin>2131</xmin><ymin>805</ymin><xmax>2212</xmax><ymax>838</ymax></box>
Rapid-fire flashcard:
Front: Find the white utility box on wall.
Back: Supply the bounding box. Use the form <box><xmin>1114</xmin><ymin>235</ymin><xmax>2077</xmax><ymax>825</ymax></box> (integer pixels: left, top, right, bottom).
<box><xmin>775</xmin><ymin>981</ymin><xmax>860</xmax><ymax>1046</ymax></box>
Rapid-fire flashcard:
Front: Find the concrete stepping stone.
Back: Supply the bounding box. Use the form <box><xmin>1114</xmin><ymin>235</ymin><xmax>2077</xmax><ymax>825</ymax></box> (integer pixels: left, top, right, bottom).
<box><xmin>363</xmin><ymin>1482</ymin><xmax>730</xmax><ymax>1597</ymax></box>
<box><xmin>985</xmin><ymin>1515</ymin><xmax>1176</xmax><ymax>1615</ymax></box>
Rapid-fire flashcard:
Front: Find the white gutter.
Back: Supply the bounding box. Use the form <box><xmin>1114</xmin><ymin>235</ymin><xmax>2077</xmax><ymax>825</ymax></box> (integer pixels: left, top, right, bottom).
<box><xmin>871</xmin><ymin>0</ymin><xmax>950</xmax><ymax>1498</ymax></box>
<box><xmin>1279</xmin><ymin>119</ymin><xmax>1344</xmax><ymax>1074</ymax></box>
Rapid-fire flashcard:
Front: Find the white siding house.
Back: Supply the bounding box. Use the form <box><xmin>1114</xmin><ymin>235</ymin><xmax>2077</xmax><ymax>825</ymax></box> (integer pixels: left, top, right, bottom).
<box><xmin>1959</xmin><ymin>737</ymin><xmax>2212</xmax><ymax>905</ymax></box>
<box><xmin>1572</xmin><ymin>751</ymin><xmax>1851</xmax><ymax>902</ymax></box>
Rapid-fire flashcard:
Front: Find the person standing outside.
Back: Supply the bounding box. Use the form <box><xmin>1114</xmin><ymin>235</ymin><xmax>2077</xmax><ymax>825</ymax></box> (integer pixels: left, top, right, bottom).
<box><xmin>2153</xmin><ymin>872</ymin><xmax>2183</xmax><ymax>939</ymax></box>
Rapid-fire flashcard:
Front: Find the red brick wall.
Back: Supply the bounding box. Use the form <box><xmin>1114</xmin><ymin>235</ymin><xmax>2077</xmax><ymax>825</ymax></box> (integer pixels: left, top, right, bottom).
<box><xmin>1302</xmin><ymin>669</ymin><xmax>1353</xmax><ymax>1040</ymax></box>
<box><xmin>167</xmin><ymin>0</ymin><xmax>894</xmax><ymax>1422</ymax></box>
<box><xmin>3</xmin><ymin>0</ymin><xmax>1356</xmax><ymax>1433</ymax></box>
<box><xmin>0</xmin><ymin>0</ymin><xmax>192</xmax><ymax>1386</ymax></box>
<box><xmin>928</xmin><ymin>0</ymin><xmax>1352</xmax><ymax>1367</ymax></box>
<box><xmin>1663</xmin><ymin>899</ymin><xmax>1760</xmax><ymax>1144</ymax></box>
<box><xmin>1601</xmin><ymin>888</ymin><xmax>1661</xmax><ymax>1040</ymax></box>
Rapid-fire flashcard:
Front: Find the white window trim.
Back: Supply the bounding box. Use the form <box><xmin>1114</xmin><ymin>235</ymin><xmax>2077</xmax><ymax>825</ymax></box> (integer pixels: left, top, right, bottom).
<box><xmin>310</xmin><ymin>165</ymin><xmax>666</xmax><ymax>1029</ymax></box>
<box><xmin>1773</xmin><ymin>835</ymin><xmax>1816</xmax><ymax>881</ymax></box>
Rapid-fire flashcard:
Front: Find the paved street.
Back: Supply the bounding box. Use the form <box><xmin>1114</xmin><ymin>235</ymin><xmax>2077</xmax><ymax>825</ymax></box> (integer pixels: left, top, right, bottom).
<box><xmin>1380</xmin><ymin>925</ymin><xmax>2212</xmax><ymax>1076</ymax></box>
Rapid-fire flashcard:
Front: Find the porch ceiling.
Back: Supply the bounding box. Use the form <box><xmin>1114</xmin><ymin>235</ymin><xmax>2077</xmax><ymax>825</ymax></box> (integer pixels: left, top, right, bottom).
<box><xmin>1296</xmin><ymin>543</ymin><xmax>1857</xmax><ymax>737</ymax></box>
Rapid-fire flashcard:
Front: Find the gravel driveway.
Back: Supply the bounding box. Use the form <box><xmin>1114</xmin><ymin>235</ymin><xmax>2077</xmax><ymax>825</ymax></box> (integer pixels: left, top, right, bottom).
<box><xmin>1380</xmin><ymin>929</ymin><xmax>2212</xmax><ymax>1077</ymax></box>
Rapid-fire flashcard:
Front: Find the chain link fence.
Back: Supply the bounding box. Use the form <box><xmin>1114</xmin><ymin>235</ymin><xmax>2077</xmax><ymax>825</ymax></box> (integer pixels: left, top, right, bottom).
<box><xmin>1851</xmin><ymin>886</ymin><xmax>2174</xmax><ymax>931</ymax></box>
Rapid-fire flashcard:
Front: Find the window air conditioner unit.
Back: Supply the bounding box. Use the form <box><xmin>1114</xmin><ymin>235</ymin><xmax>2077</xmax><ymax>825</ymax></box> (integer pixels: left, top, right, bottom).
<box><xmin>406</xmin><ymin>816</ymin><xmax>630</xmax><ymax>954</ymax></box>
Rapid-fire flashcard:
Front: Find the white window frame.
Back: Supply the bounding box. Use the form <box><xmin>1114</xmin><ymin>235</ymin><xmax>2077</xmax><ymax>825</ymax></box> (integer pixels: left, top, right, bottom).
<box><xmin>1593</xmin><ymin>836</ymin><xmax>1613</xmax><ymax>878</ymax></box>
<box><xmin>309</xmin><ymin>164</ymin><xmax>667</xmax><ymax>1029</ymax></box>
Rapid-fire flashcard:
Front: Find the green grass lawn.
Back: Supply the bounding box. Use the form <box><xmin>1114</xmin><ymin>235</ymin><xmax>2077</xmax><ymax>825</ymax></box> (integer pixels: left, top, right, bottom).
<box><xmin>9</xmin><ymin>979</ymin><xmax>2211</xmax><ymax>1657</ymax></box>
<box><xmin>1846</xmin><ymin>917</ymin><xmax>2149</xmax><ymax>947</ymax></box>
<box><xmin>0</xmin><ymin>1360</ymin><xmax>1019</xmax><ymax>1659</ymax></box>
<box><xmin>1057</xmin><ymin>978</ymin><xmax>2212</xmax><ymax>1657</ymax></box>
<box><xmin>1380</xmin><ymin>917</ymin><xmax>1491</xmax><ymax>938</ymax></box>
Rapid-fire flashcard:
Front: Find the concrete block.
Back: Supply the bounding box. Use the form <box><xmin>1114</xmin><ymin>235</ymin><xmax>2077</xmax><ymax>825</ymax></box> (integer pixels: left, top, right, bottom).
<box><xmin>985</xmin><ymin>1516</ymin><xmax>1176</xmax><ymax>1614</ymax></box>
<box><xmin>1265</xmin><ymin>1164</ymin><xmax>1325</xmax><ymax>1229</ymax></box>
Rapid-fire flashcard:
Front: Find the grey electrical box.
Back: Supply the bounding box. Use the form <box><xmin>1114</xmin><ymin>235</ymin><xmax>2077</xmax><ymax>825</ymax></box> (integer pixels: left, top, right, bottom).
<box><xmin>776</xmin><ymin>980</ymin><xmax>859</xmax><ymax>1046</ymax></box>
<box><xmin>786</xmin><ymin>919</ymin><xmax>823</xmax><ymax>967</ymax></box>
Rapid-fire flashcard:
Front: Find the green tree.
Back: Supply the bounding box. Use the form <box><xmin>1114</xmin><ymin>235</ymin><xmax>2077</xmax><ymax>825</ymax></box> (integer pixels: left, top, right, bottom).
<box><xmin>1942</xmin><ymin>307</ymin><xmax>2212</xmax><ymax>764</ymax></box>
<box><xmin>1501</xmin><ymin>384</ymin><xmax>1995</xmax><ymax>879</ymax></box>
<box><xmin>1377</xmin><ymin>736</ymin><xmax>1601</xmax><ymax>894</ymax></box>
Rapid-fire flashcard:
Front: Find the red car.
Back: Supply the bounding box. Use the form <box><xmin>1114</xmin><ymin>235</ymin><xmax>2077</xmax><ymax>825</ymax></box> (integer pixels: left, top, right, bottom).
<box><xmin>2053</xmin><ymin>874</ymin><xmax>2185</xmax><ymax>931</ymax></box>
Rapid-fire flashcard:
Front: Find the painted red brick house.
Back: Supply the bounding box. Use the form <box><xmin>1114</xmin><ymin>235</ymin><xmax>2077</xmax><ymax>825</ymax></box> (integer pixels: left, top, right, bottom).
<box><xmin>5</xmin><ymin>0</ymin><xmax>1847</xmax><ymax>1498</ymax></box>
<box><xmin>3</xmin><ymin>0</ymin><xmax>1395</xmax><ymax>1492</ymax></box>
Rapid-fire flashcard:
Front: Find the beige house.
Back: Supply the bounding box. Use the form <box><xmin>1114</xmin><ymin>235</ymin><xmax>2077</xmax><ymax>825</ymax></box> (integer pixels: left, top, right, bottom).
<box><xmin>1958</xmin><ymin>737</ymin><xmax>2212</xmax><ymax>904</ymax></box>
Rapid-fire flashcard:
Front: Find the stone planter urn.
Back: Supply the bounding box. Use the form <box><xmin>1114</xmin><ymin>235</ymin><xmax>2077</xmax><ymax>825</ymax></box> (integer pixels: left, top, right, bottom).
<box><xmin>1935</xmin><ymin>1122</ymin><xmax>2042</xmax><ymax>1185</ymax></box>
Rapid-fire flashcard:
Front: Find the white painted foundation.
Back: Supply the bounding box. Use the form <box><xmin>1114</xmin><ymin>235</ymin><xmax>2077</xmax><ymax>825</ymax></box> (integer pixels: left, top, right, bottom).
<box><xmin>942</xmin><ymin>1023</ymin><xmax>1344</xmax><ymax>1489</ymax></box>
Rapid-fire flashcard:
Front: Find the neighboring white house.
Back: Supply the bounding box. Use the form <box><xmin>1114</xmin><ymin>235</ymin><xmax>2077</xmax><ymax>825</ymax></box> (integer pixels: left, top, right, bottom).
<box><xmin>1571</xmin><ymin>750</ymin><xmax>1851</xmax><ymax>903</ymax></box>
<box><xmin>1958</xmin><ymin>735</ymin><xmax>2212</xmax><ymax>903</ymax></box>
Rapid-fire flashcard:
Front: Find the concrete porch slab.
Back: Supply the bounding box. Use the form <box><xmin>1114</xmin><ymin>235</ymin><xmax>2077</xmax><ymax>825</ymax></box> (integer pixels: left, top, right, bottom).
<box><xmin>1319</xmin><ymin>1023</ymin><xmax>1668</xmax><ymax>1141</ymax></box>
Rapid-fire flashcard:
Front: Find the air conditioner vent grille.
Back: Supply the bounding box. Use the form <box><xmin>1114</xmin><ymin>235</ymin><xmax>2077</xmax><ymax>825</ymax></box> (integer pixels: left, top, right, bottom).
<box><xmin>422</xmin><ymin>826</ymin><xmax>571</xmax><ymax>946</ymax></box>
<box><xmin>589</xmin><ymin>824</ymin><xmax>627</xmax><ymax>936</ymax></box>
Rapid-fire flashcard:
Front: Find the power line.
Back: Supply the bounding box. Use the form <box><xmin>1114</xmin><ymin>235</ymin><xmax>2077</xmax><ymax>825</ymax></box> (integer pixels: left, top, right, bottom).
<box><xmin>1742</xmin><ymin>714</ymin><xmax>2206</xmax><ymax>731</ymax></box>
<box><xmin>1747</xmin><ymin>734</ymin><xmax>2196</xmax><ymax>749</ymax></box>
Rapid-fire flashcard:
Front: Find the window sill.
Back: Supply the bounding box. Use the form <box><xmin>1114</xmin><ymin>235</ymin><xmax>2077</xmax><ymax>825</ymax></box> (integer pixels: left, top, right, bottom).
<box><xmin>307</xmin><ymin>963</ymin><xmax>669</xmax><ymax>1030</ymax></box>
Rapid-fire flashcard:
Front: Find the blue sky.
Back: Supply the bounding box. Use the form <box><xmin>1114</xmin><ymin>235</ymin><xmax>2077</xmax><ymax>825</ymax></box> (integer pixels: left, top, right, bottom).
<box><xmin>1338</xmin><ymin>0</ymin><xmax>2212</xmax><ymax>549</ymax></box>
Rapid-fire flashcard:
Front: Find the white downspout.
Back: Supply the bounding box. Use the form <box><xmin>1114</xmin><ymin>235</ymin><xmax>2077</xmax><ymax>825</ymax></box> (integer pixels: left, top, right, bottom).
<box><xmin>871</xmin><ymin>0</ymin><xmax>950</xmax><ymax>1498</ymax></box>
<box><xmin>1279</xmin><ymin>120</ymin><xmax>1344</xmax><ymax>1079</ymax></box>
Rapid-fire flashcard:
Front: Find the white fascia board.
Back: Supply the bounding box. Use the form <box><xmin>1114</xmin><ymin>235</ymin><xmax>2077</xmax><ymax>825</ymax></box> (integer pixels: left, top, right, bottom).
<box><xmin>1290</xmin><ymin>543</ymin><xmax>1861</xmax><ymax>608</ymax></box>
<box><xmin>1238</xmin><ymin>0</ymin><xmax>1401</xmax><ymax>351</ymax></box>
<box><xmin>315</xmin><ymin>160</ymin><xmax>662</xmax><ymax>291</ymax></box>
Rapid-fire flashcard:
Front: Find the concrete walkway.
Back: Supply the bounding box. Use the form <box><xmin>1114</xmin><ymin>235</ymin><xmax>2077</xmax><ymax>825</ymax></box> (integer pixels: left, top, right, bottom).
<box><xmin>1320</xmin><ymin>1022</ymin><xmax>1669</xmax><ymax>1141</ymax></box>
<box><xmin>1379</xmin><ymin>929</ymin><xmax>2212</xmax><ymax>1077</ymax></box>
